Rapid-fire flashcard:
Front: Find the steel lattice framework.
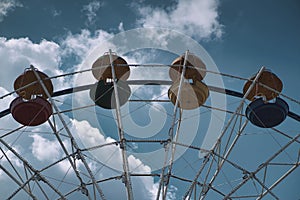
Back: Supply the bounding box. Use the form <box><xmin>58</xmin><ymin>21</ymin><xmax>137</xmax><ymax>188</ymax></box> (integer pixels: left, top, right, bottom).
<box><xmin>0</xmin><ymin>50</ymin><xmax>299</xmax><ymax>200</ymax></box>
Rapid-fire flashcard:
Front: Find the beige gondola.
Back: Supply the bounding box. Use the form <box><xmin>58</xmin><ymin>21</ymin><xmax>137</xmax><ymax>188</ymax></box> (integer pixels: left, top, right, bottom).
<box><xmin>91</xmin><ymin>54</ymin><xmax>130</xmax><ymax>81</ymax></box>
<box><xmin>168</xmin><ymin>79</ymin><xmax>209</xmax><ymax>110</ymax></box>
<box><xmin>169</xmin><ymin>53</ymin><xmax>206</xmax><ymax>81</ymax></box>
<box><xmin>168</xmin><ymin>53</ymin><xmax>209</xmax><ymax>110</ymax></box>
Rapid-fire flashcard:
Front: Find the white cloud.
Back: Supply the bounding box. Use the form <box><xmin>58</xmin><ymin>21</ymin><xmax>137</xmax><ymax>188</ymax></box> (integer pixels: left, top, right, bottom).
<box><xmin>0</xmin><ymin>37</ymin><xmax>68</xmax><ymax>92</ymax></box>
<box><xmin>0</xmin><ymin>145</ymin><xmax>23</xmax><ymax>180</ymax></box>
<box><xmin>118</xmin><ymin>21</ymin><xmax>125</xmax><ymax>32</ymax></box>
<box><xmin>0</xmin><ymin>87</ymin><xmax>21</xmax><ymax>132</ymax></box>
<box><xmin>51</xmin><ymin>9</ymin><xmax>61</xmax><ymax>17</ymax></box>
<box><xmin>0</xmin><ymin>145</ymin><xmax>23</xmax><ymax>167</ymax></box>
<box><xmin>123</xmin><ymin>50</ymin><xmax>170</xmax><ymax>81</ymax></box>
<box><xmin>82</xmin><ymin>0</ymin><xmax>103</xmax><ymax>25</ymax></box>
<box><xmin>72</xmin><ymin>119</ymin><xmax>143</xmax><ymax>173</ymax></box>
<box><xmin>0</xmin><ymin>168</ymin><xmax>3</xmax><ymax>180</ymax></box>
<box><xmin>136</xmin><ymin>0</ymin><xmax>223</xmax><ymax>40</ymax></box>
<box><xmin>0</xmin><ymin>87</ymin><xmax>14</xmax><ymax>111</ymax></box>
<box><xmin>61</xmin><ymin>29</ymin><xmax>114</xmax><ymax>61</ymax></box>
<box><xmin>0</xmin><ymin>0</ymin><xmax>22</xmax><ymax>22</ymax></box>
<box><xmin>30</xmin><ymin>134</ymin><xmax>62</xmax><ymax>161</ymax></box>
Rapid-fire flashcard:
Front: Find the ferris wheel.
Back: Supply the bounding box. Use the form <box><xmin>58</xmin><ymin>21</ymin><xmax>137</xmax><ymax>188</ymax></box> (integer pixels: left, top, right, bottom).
<box><xmin>0</xmin><ymin>36</ymin><xmax>299</xmax><ymax>199</ymax></box>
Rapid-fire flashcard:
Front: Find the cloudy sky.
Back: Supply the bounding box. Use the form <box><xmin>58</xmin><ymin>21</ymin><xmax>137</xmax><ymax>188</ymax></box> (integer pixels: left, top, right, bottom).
<box><xmin>0</xmin><ymin>0</ymin><xmax>299</xmax><ymax>199</ymax></box>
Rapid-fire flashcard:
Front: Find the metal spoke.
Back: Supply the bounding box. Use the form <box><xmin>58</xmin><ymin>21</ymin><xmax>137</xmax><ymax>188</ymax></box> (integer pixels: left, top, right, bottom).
<box><xmin>109</xmin><ymin>49</ymin><xmax>133</xmax><ymax>200</ymax></box>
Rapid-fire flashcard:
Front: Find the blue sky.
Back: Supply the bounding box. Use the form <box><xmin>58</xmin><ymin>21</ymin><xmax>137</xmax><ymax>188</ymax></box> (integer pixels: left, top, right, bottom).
<box><xmin>0</xmin><ymin>0</ymin><xmax>299</xmax><ymax>199</ymax></box>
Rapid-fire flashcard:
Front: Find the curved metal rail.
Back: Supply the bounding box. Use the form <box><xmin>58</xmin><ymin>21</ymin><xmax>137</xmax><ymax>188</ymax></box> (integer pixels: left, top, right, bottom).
<box><xmin>1</xmin><ymin>80</ymin><xmax>299</xmax><ymax>122</ymax></box>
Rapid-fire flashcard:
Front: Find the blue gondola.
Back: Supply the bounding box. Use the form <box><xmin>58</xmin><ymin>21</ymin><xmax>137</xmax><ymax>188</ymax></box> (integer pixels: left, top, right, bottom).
<box><xmin>246</xmin><ymin>97</ymin><xmax>289</xmax><ymax>128</ymax></box>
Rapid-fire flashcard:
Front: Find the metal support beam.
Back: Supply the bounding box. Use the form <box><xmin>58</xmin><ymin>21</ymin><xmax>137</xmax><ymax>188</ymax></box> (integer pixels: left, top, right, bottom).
<box><xmin>47</xmin><ymin>119</ymin><xmax>85</xmax><ymax>184</ymax></box>
<box><xmin>108</xmin><ymin>50</ymin><xmax>134</xmax><ymax>200</ymax></box>
<box><xmin>156</xmin><ymin>50</ymin><xmax>189</xmax><ymax>200</ymax></box>
<box><xmin>31</xmin><ymin>65</ymin><xmax>106</xmax><ymax>200</ymax></box>
<box><xmin>200</xmin><ymin>120</ymin><xmax>249</xmax><ymax>200</ymax></box>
